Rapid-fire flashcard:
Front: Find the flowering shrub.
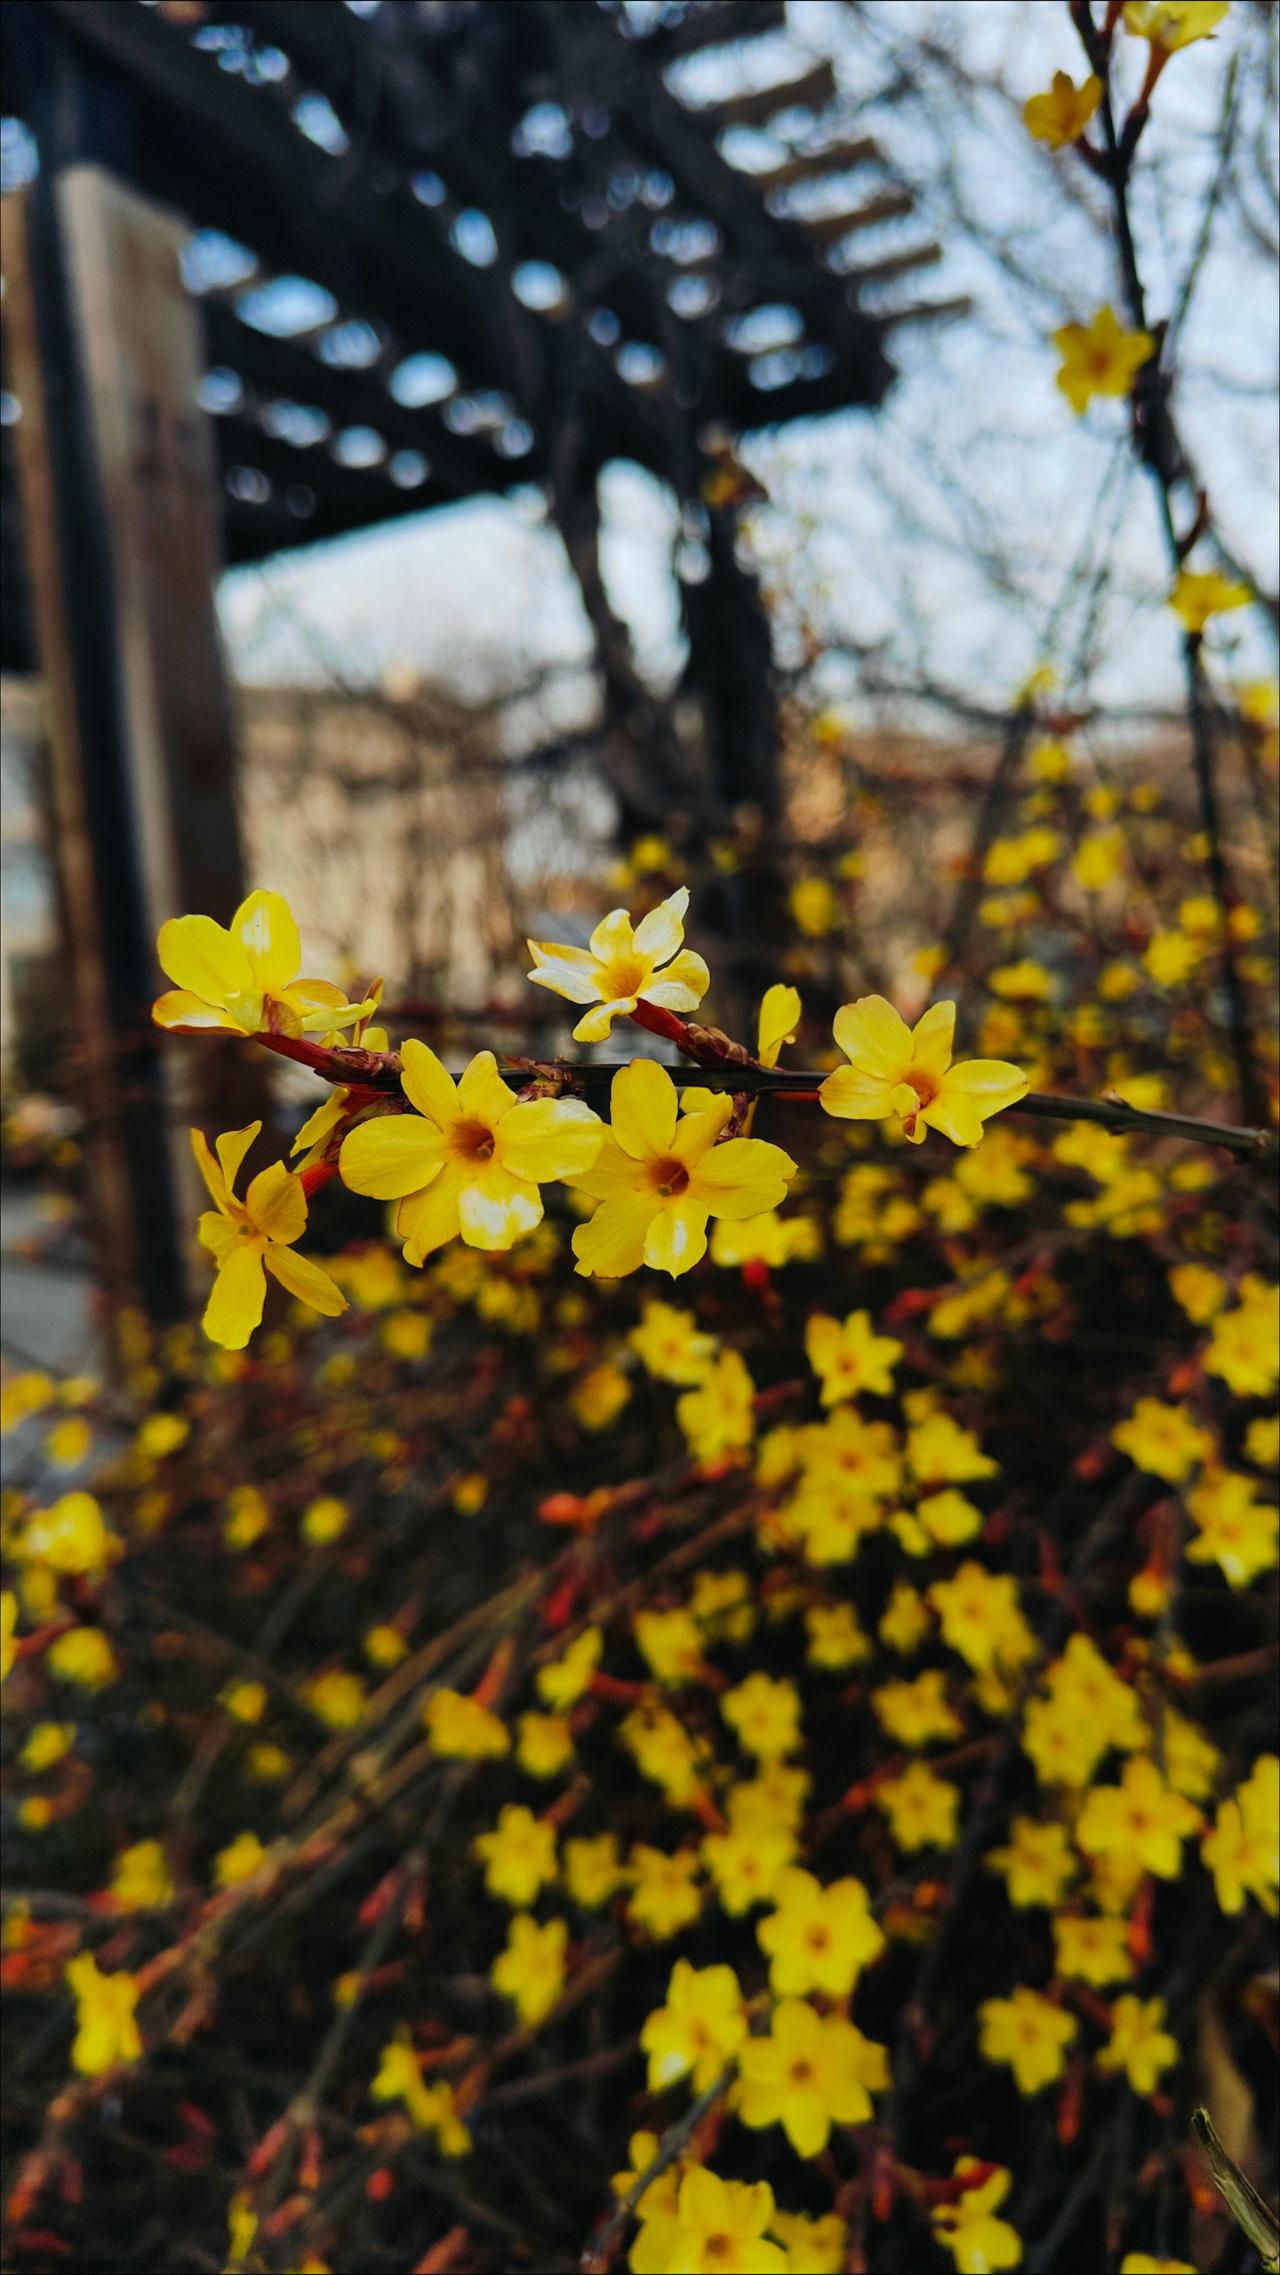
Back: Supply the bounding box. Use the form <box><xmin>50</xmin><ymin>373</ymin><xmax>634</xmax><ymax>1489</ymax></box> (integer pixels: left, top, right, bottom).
<box><xmin>2</xmin><ymin>5</ymin><xmax>1278</xmax><ymax>2273</ymax></box>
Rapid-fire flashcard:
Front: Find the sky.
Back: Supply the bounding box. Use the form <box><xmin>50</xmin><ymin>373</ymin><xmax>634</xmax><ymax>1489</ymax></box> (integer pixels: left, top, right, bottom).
<box><xmin>212</xmin><ymin>0</ymin><xmax>1277</xmax><ymax>736</ymax></box>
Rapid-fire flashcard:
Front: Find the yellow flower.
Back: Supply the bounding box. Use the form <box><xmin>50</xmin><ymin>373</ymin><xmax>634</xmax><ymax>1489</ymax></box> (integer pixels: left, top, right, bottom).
<box><xmin>978</xmin><ymin>1986</ymin><xmax>1076</xmax><ymax>2095</ymax></box>
<box><xmin>452</xmin><ymin>1471</ymin><xmax>489</xmax><ymax>1516</ymax></box>
<box><xmin>1053</xmin><ymin>306</ymin><xmax>1154</xmax><ymax>415</ymax></box>
<box><xmin>989</xmin><ymin>960</ymin><xmax>1053</xmax><ymax>1002</ymax></box>
<box><xmin>224</xmin><ymin>1486</ymin><xmax>270</xmax><ymax>1551</ymax></box>
<box><xmin>423</xmin><ymin>1688</ymin><xmax>509</xmax><ymax>1759</ymax></box>
<box><xmin>876</xmin><ymin>1762</ymin><xmax>961</xmax><ymax>1852</ymax></box>
<box><xmin>364</xmin><ymin>1623</ymin><xmax>409</xmax><ymax>1670</ymax></box>
<box><xmin>45</xmin><ymin>1416</ymin><xmax>91</xmax><ymax>1468</ymax></box>
<box><xmin>872</xmin><ymin>1669</ymin><xmax>962</xmax><ymax>1748</ymax></box>
<box><xmin>820</xmin><ymin>998</ymin><xmax>1026</xmax><ymax>1147</ymax></box>
<box><xmin>47</xmin><ymin>1626</ymin><xmax>117</xmax><ymax>1688</ymax></box>
<box><xmin>1168</xmin><ymin>565</ymin><xmax>1251</xmax><ymax>632</ymax></box>
<box><xmin>629</xmin><ymin>1300</ymin><xmax>717</xmax><ymax>1384</ymax></box>
<box><xmin>341</xmin><ymin>1041</ymin><xmax>602</xmax><ymax>1263</ymax></box>
<box><xmin>572</xmin><ymin>1061</ymin><xmax>795</xmax><ymax>1278</ymax></box>
<box><xmin>804</xmin><ymin>1601</ymin><xmax>871</xmax><ymax>1670</ymax></box>
<box><xmin>20</xmin><ymin>1721</ymin><xmax>76</xmax><ymax>1773</ymax></box>
<box><xmin>769</xmin><ymin>2211</ymin><xmax>848</xmax><ymax>2275</ymax></box>
<box><xmin>721</xmin><ymin>1672</ymin><xmax>802</xmax><ymax>1762</ymax></box>
<box><xmin>109</xmin><ymin>1839</ymin><xmax>173</xmax><ymax>1911</ymax></box>
<box><xmin>302</xmin><ymin>1669</ymin><xmax>367</xmax><ymax>1730</ymax></box>
<box><xmin>23</xmin><ymin>1492</ymin><xmax>120</xmax><ymax>1578</ymax></box>
<box><xmin>1098</xmin><ymin>1995</ymin><xmax>1178</xmax><ymax>2095</ymax></box>
<box><xmin>526</xmin><ymin>887</ymin><xmax>709</xmax><ymax>1042</ymax></box>
<box><xmin>1119</xmin><ymin>2258</ymin><xmax>1197</xmax><ymax>2273</ymax></box>
<box><xmin>135</xmin><ymin>1412</ymin><xmax>187</xmax><ymax>1460</ymax></box>
<box><xmin>930</xmin><ymin>1564</ymin><xmax>1035</xmax><ymax>1675</ymax></box>
<box><xmin>66</xmin><ymin>1953</ymin><xmax>142</xmax><ymax>2075</ymax></box>
<box><xmin>564</xmin><ymin>1832</ymin><xmax>626</xmax><ymax>1910</ymax></box>
<box><xmin>757</xmin><ymin>1868</ymin><xmax>884</xmax><ymax>1997</ymax></box>
<box><xmin>473</xmin><ymin>1804</ymin><xmax>558</xmax><ymax>1907</ymax></box>
<box><xmin>737</xmin><ymin>1998</ymin><xmax>887</xmax><ymax>2158</ymax></box>
<box><xmin>491</xmin><ymin>1912</ymin><xmax>566</xmax><ymax>2026</ymax></box>
<box><xmin>154</xmin><ymin>889</ymin><xmax>372</xmax><ymax>1037</ymax></box>
<box><xmin>805</xmin><ymin>1308</ymin><xmax>902</xmax><ymax>1403</ymax></box>
<box><xmin>701</xmin><ymin>1824</ymin><xmax>794</xmax><ymax>1916</ymax></box>
<box><xmin>932</xmin><ymin>2159</ymin><xmax>1023</xmax><ymax>2275</ymax></box>
<box><xmin>1073</xmin><ymin>829</ymin><xmax>1127</xmax><ymax>892</ymax></box>
<box><xmin>1204</xmin><ymin>1282</ymin><xmax>1279</xmax><ymax>1398</ymax></box>
<box><xmin>620</xmin><ymin>1705</ymin><xmax>708</xmax><ymax>1806</ymax></box>
<box><xmin>1024</xmin><ymin>70</ymin><xmax>1102</xmax><ymax>146</ymax></box>
<box><xmin>536</xmin><ymin>1627</ymin><xmax>603</xmax><ymax>1712</ymax></box>
<box><xmin>635</xmin><ymin>1606</ymin><xmax>704</xmax><ymax>1688</ymax></box>
<box><xmin>1112</xmin><ymin>1397</ymin><xmax>1212</xmax><ymax>1483</ymax></box>
<box><xmin>1123</xmin><ymin>2</ymin><xmax>1231</xmax><ymax>53</ymax></box>
<box><xmin>988</xmin><ymin>1818</ymin><xmax>1076</xmax><ymax>1908</ymax></box>
<box><xmin>301</xmin><ymin>1495</ymin><xmax>347</xmax><ymax>1546</ymax></box>
<box><xmin>677</xmin><ymin>1351</ymin><xmax>757</xmax><ymax>1463</ymax></box>
<box><xmin>214</xmin><ymin>1831</ymin><xmax>268</xmax><ymax>1889</ymax></box>
<box><xmin>880</xmin><ymin>1582</ymin><xmax>931</xmax><ymax>1655</ymax></box>
<box><xmin>1202</xmin><ymin>1757</ymin><xmax>1279</xmax><ymax>1914</ymax></box>
<box><xmin>640</xmin><ymin>1959</ymin><xmax>747</xmax><ymax>2093</ymax></box>
<box><xmin>1143</xmin><ymin>929</ymin><xmax>1200</xmax><ymax>986</ymax></box>
<box><xmin>516</xmin><ymin>1711</ymin><xmax>575</xmax><ymax>1779</ymax></box>
<box><xmin>757</xmin><ymin>984</ymin><xmax>801</xmax><ymax>1067</ymax></box>
<box><xmin>1076</xmin><ymin>1756</ymin><xmax>1201</xmax><ymax>1879</ymax></box>
<box><xmin>1052</xmin><ymin>1912</ymin><xmax>1133</xmax><ymax>1986</ymax></box>
<box><xmin>371</xmin><ymin>2034</ymin><xmax>471</xmax><ymax>2154</ymax></box>
<box><xmin>572</xmin><ymin>1360</ymin><xmax>632</xmax><ymax>1431</ymax></box>
<box><xmin>790</xmin><ymin>876</ymin><xmax>838</xmax><ymax>937</ymax></box>
<box><xmin>626</xmin><ymin>1845</ymin><xmax>703</xmax><ymax>1940</ymax></box>
<box><xmin>1186</xmin><ymin>1469</ymin><xmax>1278</xmax><ymax>1588</ymax></box>
<box><xmin>221</xmin><ymin>1678</ymin><xmax>267</xmax><ymax>1724</ymax></box>
<box><xmin>632</xmin><ymin>2168</ymin><xmax>786</xmax><ymax>2275</ymax></box>
<box><xmin>191</xmin><ymin>1122</ymin><xmax>346</xmax><ymax>1349</ymax></box>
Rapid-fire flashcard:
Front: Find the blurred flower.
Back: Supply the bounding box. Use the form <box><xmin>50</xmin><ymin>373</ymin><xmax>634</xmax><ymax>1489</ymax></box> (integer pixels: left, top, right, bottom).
<box><xmin>737</xmin><ymin>1998</ymin><xmax>887</xmax><ymax>2157</ymax></box>
<box><xmin>1023</xmin><ymin>71</ymin><xmax>1101</xmax><ymax>147</ymax></box>
<box><xmin>978</xmin><ymin>1987</ymin><xmax>1076</xmax><ymax>2094</ymax></box>
<box><xmin>1052</xmin><ymin>307</ymin><xmax>1154</xmax><ymax>415</ymax></box>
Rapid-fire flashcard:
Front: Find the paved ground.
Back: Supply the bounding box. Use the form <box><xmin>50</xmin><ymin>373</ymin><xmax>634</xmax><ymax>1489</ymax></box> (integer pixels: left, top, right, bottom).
<box><xmin>1</xmin><ymin>1183</ymin><xmax>100</xmax><ymax>1376</ymax></box>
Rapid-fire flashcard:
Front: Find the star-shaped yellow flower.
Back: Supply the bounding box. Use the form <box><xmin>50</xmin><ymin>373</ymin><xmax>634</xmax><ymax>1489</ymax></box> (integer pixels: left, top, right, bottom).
<box><xmin>526</xmin><ymin>886</ymin><xmax>709</xmax><ymax>1042</ymax></box>
<box><xmin>1052</xmin><ymin>306</ymin><xmax>1154</xmax><ymax>416</ymax></box>
<box><xmin>192</xmin><ymin>1122</ymin><xmax>346</xmax><ymax>1349</ymax></box>
<box><xmin>819</xmin><ymin>998</ymin><xmax>1027</xmax><ymax>1147</ymax></box>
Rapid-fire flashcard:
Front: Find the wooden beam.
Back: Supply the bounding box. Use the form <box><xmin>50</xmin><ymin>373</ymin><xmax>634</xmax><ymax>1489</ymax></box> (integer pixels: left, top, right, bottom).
<box><xmin>696</xmin><ymin>59</ymin><xmax>838</xmax><ymax>133</ymax></box>
<box><xmin>4</xmin><ymin>166</ymin><xmax>262</xmax><ymax>1334</ymax></box>
<box><xmin>799</xmin><ymin>189</ymin><xmax>916</xmax><ymax>246</ymax></box>
<box><xmin>749</xmin><ymin>137</ymin><xmax>883</xmax><ymax>194</ymax></box>
<box><xmin>848</xmin><ymin>240</ymin><xmax>944</xmax><ymax>290</ymax></box>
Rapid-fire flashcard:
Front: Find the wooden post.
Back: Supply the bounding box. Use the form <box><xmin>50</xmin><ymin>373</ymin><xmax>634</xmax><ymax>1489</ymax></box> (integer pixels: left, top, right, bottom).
<box><xmin>4</xmin><ymin>163</ymin><xmax>259</xmax><ymax>1335</ymax></box>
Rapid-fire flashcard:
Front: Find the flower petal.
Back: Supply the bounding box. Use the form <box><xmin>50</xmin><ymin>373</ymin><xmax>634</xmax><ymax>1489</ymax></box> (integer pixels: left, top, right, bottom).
<box><xmin>587</xmin><ymin>906</ymin><xmax>635</xmax><ymax>962</ymax></box>
<box><xmin>400</xmin><ymin>1039</ymin><xmax>459</xmax><ymax>1127</ymax></box>
<box><xmin>758</xmin><ymin>983</ymin><xmax>801</xmax><ymax>1068</ymax></box>
<box><xmin>572</xmin><ymin>1192</ymin><xmax>657</xmax><ymax>1278</ymax></box>
<box><xmin>152</xmin><ymin>989</ymin><xmax>241</xmax><ymax>1033</ymax></box>
<box><xmin>157</xmin><ymin>914</ymin><xmax>252</xmax><ymax>1007</ymax></box>
<box><xmin>832</xmin><ymin>996</ymin><xmax>913</xmax><ymax>1079</ymax></box>
<box><xmin>341</xmin><ymin>1114</ymin><xmax>445</xmax><ymax>1200</ymax></box>
<box><xmin>398</xmin><ymin>1168</ymin><xmax>465</xmax><ymax>1264</ymax></box>
<box><xmin>908</xmin><ymin>999</ymin><xmax>956</xmax><ymax>1076</ymax></box>
<box><xmin>642</xmin><ymin>950</ymin><xmax>710</xmax><ymax>1011</ymax></box>
<box><xmin>669</xmin><ymin>1095</ymin><xmax>734</xmax><ymax>1168</ymax></box>
<box><xmin>291</xmin><ymin>1094</ymin><xmax>344</xmax><ymax>1158</ymax></box>
<box><xmin>631</xmin><ymin>886</ymin><xmax>689</xmax><ymax>964</ymax></box>
<box><xmin>643</xmin><ymin>1197</ymin><xmax>710</xmax><ymax>1277</ymax></box>
<box><xmin>496</xmin><ymin>1098</ymin><xmax>602</xmax><ymax>1183</ymax></box>
<box><xmin>245</xmin><ymin>1160</ymin><xmax>308</xmax><ymax>1244</ymax></box>
<box><xmin>456</xmin><ymin>1050</ymin><xmax>517</xmax><ymax>1129</ymax></box>
<box><xmin>573</xmin><ymin>997</ymin><xmax>635</xmax><ymax>1043</ymax></box>
<box><xmin>526</xmin><ymin>943</ymin><xmax>601</xmax><ymax>1005</ymax></box>
<box><xmin>197</xmin><ymin>1210</ymin><xmax>238</xmax><ymax>1261</ymax></box>
<box><xmin>263</xmin><ymin>1245</ymin><xmax>347</xmax><ymax>1317</ymax></box>
<box><xmin>190</xmin><ymin>1127</ymin><xmax>231</xmax><ymax>1213</ymax></box>
<box><xmin>610</xmin><ymin>1059</ymin><xmax>678</xmax><ymax>1160</ymax></box>
<box><xmin>457</xmin><ymin>1165</ymin><xmax>544</xmax><ymax>1251</ymax></box>
<box><xmin>941</xmin><ymin>1058</ymin><xmax>1029</xmax><ymax>1116</ymax></box>
<box><xmin>233</xmin><ymin>890</ymin><xmax>300</xmax><ymax>993</ymax></box>
<box><xmin>691</xmin><ymin>1137</ymin><xmax>796</xmax><ymax>1219</ymax></box>
<box><xmin>573</xmin><ymin>1132</ymin><xmax>644</xmax><ymax>1201</ymax></box>
<box><xmin>818</xmin><ymin>1067</ymin><xmax>895</xmax><ymax>1122</ymax></box>
<box><xmin>203</xmin><ymin>1241</ymin><xmax>267</xmax><ymax>1350</ymax></box>
<box><xmin>215</xmin><ymin>1122</ymin><xmax>261</xmax><ymax>1197</ymax></box>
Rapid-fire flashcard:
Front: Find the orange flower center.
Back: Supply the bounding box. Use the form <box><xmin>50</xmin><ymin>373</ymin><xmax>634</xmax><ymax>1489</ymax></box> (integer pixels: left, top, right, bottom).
<box><xmin>449</xmin><ymin>1118</ymin><xmax>496</xmax><ymax>1164</ymax></box>
<box><xmin>651</xmin><ymin>1159</ymin><xmax>690</xmax><ymax>1198</ymax></box>
<box><xmin>905</xmin><ymin>1064</ymin><xmax>940</xmax><ymax>1106</ymax></box>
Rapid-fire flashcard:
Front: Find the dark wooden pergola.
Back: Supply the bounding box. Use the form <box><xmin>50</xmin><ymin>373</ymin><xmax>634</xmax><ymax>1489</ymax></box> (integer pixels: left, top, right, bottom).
<box><xmin>0</xmin><ymin>0</ymin><xmax>957</xmax><ymax>1326</ymax></box>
